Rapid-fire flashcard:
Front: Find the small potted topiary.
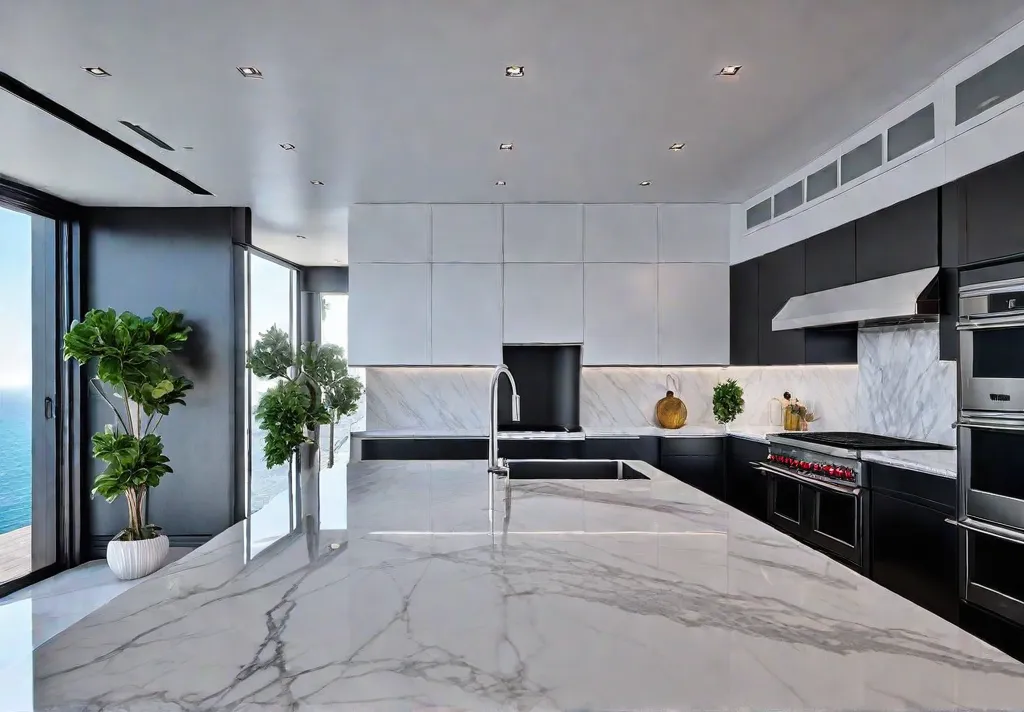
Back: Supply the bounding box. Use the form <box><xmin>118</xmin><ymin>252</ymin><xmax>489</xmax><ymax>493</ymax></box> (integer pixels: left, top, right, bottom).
<box><xmin>63</xmin><ymin>307</ymin><xmax>192</xmax><ymax>579</ymax></box>
<box><xmin>712</xmin><ymin>378</ymin><xmax>745</xmax><ymax>426</ymax></box>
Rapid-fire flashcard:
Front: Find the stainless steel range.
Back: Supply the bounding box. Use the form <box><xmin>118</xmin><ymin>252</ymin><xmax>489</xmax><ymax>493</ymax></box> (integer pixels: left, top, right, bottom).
<box><xmin>755</xmin><ymin>432</ymin><xmax>951</xmax><ymax>572</ymax></box>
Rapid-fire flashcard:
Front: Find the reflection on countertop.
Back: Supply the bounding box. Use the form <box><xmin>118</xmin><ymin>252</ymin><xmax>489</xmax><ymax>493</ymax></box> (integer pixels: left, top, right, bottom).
<box><xmin>22</xmin><ymin>459</ymin><xmax>1024</xmax><ymax>711</ymax></box>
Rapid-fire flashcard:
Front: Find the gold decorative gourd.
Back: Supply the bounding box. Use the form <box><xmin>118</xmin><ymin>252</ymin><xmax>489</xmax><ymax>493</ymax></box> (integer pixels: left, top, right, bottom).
<box><xmin>656</xmin><ymin>377</ymin><xmax>687</xmax><ymax>429</ymax></box>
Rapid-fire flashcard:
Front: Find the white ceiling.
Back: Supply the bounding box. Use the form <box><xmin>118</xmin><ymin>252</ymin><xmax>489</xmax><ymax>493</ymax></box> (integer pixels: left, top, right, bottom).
<box><xmin>2</xmin><ymin>0</ymin><xmax>1024</xmax><ymax>265</ymax></box>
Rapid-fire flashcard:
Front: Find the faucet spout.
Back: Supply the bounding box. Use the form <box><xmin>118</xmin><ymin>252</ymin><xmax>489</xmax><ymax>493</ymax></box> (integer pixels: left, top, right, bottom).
<box><xmin>488</xmin><ymin>364</ymin><xmax>519</xmax><ymax>472</ymax></box>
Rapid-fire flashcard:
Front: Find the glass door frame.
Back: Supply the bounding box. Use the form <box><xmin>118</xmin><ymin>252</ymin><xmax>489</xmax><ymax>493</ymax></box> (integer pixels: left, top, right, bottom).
<box><xmin>0</xmin><ymin>177</ymin><xmax>81</xmax><ymax>599</ymax></box>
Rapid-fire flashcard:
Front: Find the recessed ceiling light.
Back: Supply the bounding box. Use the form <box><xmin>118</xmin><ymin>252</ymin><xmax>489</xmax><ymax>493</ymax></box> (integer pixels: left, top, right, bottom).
<box><xmin>499</xmin><ymin>143</ymin><xmax>514</xmax><ymax>151</ymax></box>
<box><xmin>237</xmin><ymin>66</ymin><xmax>262</xmax><ymax>78</ymax></box>
<box><xmin>505</xmin><ymin>65</ymin><xmax>524</xmax><ymax>78</ymax></box>
<box><xmin>182</xmin><ymin>146</ymin><xmax>194</xmax><ymax>151</ymax></box>
<box><xmin>717</xmin><ymin>65</ymin><xmax>742</xmax><ymax>76</ymax></box>
<box><xmin>297</xmin><ymin>235</ymin><xmax>307</xmax><ymax>240</ymax></box>
<box><xmin>279</xmin><ymin>143</ymin><xmax>296</xmax><ymax>151</ymax></box>
<box><xmin>495</xmin><ymin>180</ymin><xmax>506</xmax><ymax>186</ymax></box>
<box><xmin>639</xmin><ymin>181</ymin><xmax>652</xmax><ymax>186</ymax></box>
<box><xmin>669</xmin><ymin>143</ymin><xmax>685</xmax><ymax>151</ymax></box>
<box><xmin>82</xmin><ymin>67</ymin><xmax>110</xmax><ymax>77</ymax></box>
<box><xmin>310</xmin><ymin>179</ymin><xmax>324</xmax><ymax>186</ymax></box>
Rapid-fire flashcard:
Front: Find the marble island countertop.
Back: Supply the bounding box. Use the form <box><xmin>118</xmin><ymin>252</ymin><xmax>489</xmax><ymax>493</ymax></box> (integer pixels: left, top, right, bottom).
<box><xmin>24</xmin><ymin>459</ymin><xmax>1023</xmax><ymax>710</ymax></box>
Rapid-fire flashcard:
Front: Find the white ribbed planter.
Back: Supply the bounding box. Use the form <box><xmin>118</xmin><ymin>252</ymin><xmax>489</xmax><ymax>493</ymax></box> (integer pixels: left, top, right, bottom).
<box><xmin>106</xmin><ymin>534</ymin><xmax>169</xmax><ymax>580</ymax></box>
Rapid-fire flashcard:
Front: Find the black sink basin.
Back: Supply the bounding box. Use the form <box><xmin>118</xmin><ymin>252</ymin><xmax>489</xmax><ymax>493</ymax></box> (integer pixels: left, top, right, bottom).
<box><xmin>506</xmin><ymin>459</ymin><xmax>649</xmax><ymax>480</ymax></box>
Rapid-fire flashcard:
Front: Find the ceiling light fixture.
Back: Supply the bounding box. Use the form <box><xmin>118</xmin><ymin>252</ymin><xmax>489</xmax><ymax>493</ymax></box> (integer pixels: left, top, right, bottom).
<box><xmin>182</xmin><ymin>146</ymin><xmax>194</xmax><ymax>151</ymax></box>
<box><xmin>669</xmin><ymin>143</ymin><xmax>685</xmax><ymax>151</ymax></box>
<box><xmin>82</xmin><ymin>66</ymin><xmax>110</xmax><ymax>77</ymax></box>
<box><xmin>495</xmin><ymin>180</ymin><xmax>506</xmax><ymax>186</ymax></box>
<box><xmin>505</xmin><ymin>65</ymin><xmax>524</xmax><ymax>78</ymax></box>
<box><xmin>279</xmin><ymin>143</ymin><xmax>296</xmax><ymax>150</ymax></box>
<box><xmin>310</xmin><ymin>179</ymin><xmax>324</xmax><ymax>186</ymax></box>
<box><xmin>297</xmin><ymin>235</ymin><xmax>307</xmax><ymax>240</ymax></box>
<box><xmin>717</xmin><ymin>65</ymin><xmax>742</xmax><ymax>76</ymax></box>
<box><xmin>499</xmin><ymin>143</ymin><xmax>514</xmax><ymax>151</ymax></box>
<box><xmin>639</xmin><ymin>181</ymin><xmax>652</xmax><ymax>186</ymax></box>
<box><xmin>237</xmin><ymin>66</ymin><xmax>262</xmax><ymax>78</ymax></box>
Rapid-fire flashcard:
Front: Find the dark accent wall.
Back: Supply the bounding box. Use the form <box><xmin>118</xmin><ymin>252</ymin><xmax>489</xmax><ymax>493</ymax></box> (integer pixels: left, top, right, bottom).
<box><xmin>82</xmin><ymin>207</ymin><xmax>249</xmax><ymax>555</ymax></box>
<box><xmin>498</xmin><ymin>345</ymin><xmax>581</xmax><ymax>429</ymax></box>
<box><xmin>302</xmin><ymin>266</ymin><xmax>349</xmax><ymax>293</ymax></box>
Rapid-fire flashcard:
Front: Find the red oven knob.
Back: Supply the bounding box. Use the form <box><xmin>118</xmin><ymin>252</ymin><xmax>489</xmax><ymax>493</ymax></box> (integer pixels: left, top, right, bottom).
<box><xmin>827</xmin><ymin>466</ymin><xmax>836</xmax><ymax>476</ymax></box>
<box><xmin>812</xmin><ymin>463</ymin><xmax>821</xmax><ymax>471</ymax></box>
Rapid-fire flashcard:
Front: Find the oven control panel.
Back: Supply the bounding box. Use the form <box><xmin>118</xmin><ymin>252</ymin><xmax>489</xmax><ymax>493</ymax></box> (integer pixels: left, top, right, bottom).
<box><xmin>766</xmin><ymin>445</ymin><xmax>863</xmax><ymax>485</ymax></box>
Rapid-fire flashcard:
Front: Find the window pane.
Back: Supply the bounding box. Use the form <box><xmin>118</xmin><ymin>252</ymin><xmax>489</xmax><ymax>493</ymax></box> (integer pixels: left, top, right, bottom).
<box><xmin>248</xmin><ymin>253</ymin><xmax>295</xmax><ymax>553</ymax></box>
<box><xmin>0</xmin><ymin>207</ymin><xmax>34</xmax><ymax>586</ymax></box>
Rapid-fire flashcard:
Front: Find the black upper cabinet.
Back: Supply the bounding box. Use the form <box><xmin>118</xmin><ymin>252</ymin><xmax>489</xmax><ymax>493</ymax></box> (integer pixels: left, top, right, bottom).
<box><xmin>962</xmin><ymin>152</ymin><xmax>1024</xmax><ymax>265</ymax></box>
<box><xmin>758</xmin><ymin>242</ymin><xmax>806</xmax><ymax>365</ymax></box>
<box><xmin>805</xmin><ymin>223</ymin><xmax>856</xmax><ymax>292</ymax></box>
<box><xmin>730</xmin><ymin>259</ymin><xmax>759</xmax><ymax>365</ymax></box>
<box><xmin>855</xmin><ymin>190</ymin><xmax>939</xmax><ymax>282</ymax></box>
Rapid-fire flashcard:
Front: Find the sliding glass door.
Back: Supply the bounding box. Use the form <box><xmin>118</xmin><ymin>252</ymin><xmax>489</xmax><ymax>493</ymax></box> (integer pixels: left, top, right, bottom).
<box><xmin>0</xmin><ymin>205</ymin><xmax>59</xmax><ymax>594</ymax></box>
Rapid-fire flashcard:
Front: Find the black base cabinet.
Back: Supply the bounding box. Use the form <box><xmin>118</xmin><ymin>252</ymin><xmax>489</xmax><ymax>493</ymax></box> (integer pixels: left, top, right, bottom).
<box><xmin>869</xmin><ymin>463</ymin><xmax>958</xmax><ymax>623</ymax></box>
<box><xmin>725</xmin><ymin>437</ymin><xmax>769</xmax><ymax>521</ymax></box>
<box><xmin>659</xmin><ymin>438</ymin><xmax>725</xmax><ymax>499</ymax></box>
<box><xmin>583</xmin><ymin>437</ymin><xmax>659</xmax><ymax>465</ymax></box>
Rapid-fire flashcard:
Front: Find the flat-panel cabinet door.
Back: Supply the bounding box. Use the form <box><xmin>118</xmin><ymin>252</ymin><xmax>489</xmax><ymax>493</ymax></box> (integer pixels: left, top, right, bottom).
<box><xmin>503</xmin><ymin>204</ymin><xmax>583</xmax><ymax>263</ymax></box>
<box><xmin>658</xmin><ymin>204</ymin><xmax>730</xmax><ymax>263</ymax></box>
<box><xmin>805</xmin><ymin>223</ymin><xmax>856</xmax><ymax>292</ymax></box>
<box><xmin>503</xmin><ymin>263</ymin><xmax>584</xmax><ymax>344</ymax></box>
<box><xmin>583</xmin><ymin>204</ymin><xmax>658</xmax><ymax>262</ymax></box>
<box><xmin>758</xmin><ymin>243</ymin><xmax>805</xmax><ymax>365</ymax></box>
<box><xmin>659</xmin><ymin>263</ymin><xmax>729</xmax><ymax>365</ymax></box>
<box><xmin>583</xmin><ymin>263</ymin><xmax>657</xmax><ymax>364</ymax></box>
<box><xmin>962</xmin><ymin>154</ymin><xmax>1024</xmax><ymax>264</ymax></box>
<box><xmin>431</xmin><ymin>204</ymin><xmax>503</xmax><ymax>263</ymax></box>
<box><xmin>348</xmin><ymin>204</ymin><xmax>431</xmax><ymax>263</ymax></box>
<box><xmin>431</xmin><ymin>263</ymin><xmax>502</xmax><ymax>365</ymax></box>
<box><xmin>729</xmin><ymin>260</ymin><xmax>759</xmax><ymax>365</ymax></box>
<box><xmin>349</xmin><ymin>263</ymin><xmax>430</xmax><ymax>365</ymax></box>
<box><xmin>855</xmin><ymin>190</ymin><xmax>938</xmax><ymax>282</ymax></box>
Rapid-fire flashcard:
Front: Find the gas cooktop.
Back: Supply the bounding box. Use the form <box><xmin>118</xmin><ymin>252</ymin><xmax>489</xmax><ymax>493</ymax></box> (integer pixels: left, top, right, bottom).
<box><xmin>771</xmin><ymin>431</ymin><xmax>952</xmax><ymax>451</ymax></box>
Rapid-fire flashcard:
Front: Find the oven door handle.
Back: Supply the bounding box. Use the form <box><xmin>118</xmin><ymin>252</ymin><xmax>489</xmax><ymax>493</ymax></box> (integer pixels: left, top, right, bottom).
<box><xmin>957</xmin><ymin>414</ymin><xmax>1024</xmax><ymax>432</ymax></box>
<box><xmin>958</xmin><ymin>313</ymin><xmax>1024</xmax><ymax>330</ymax></box>
<box><xmin>945</xmin><ymin>517</ymin><xmax>1024</xmax><ymax>546</ymax></box>
<box><xmin>752</xmin><ymin>462</ymin><xmax>861</xmax><ymax>495</ymax></box>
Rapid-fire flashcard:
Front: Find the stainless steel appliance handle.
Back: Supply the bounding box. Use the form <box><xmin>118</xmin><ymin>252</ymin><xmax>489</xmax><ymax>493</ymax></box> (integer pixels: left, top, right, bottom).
<box><xmin>957</xmin><ymin>414</ymin><xmax>1024</xmax><ymax>432</ymax></box>
<box><xmin>752</xmin><ymin>462</ymin><xmax>861</xmax><ymax>495</ymax></box>
<box><xmin>945</xmin><ymin>517</ymin><xmax>1024</xmax><ymax>546</ymax></box>
<box><xmin>960</xmin><ymin>276</ymin><xmax>1024</xmax><ymax>298</ymax></box>
<box><xmin>957</xmin><ymin>313</ymin><xmax>1024</xmax><ymax>330</ymax></box>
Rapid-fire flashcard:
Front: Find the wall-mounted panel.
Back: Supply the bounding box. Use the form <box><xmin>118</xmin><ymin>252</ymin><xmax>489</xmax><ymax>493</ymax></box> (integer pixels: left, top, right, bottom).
<box><xmin>583</xmin><ymin>204</ymin><xmax>657</xmax><ymax>262</ymax></box>
<box><xmin>348</xmin><ymin>204</ymin><xmax>431</xmax><ymax>263</ymax></box>
<box><xmin>349</xmin><ymin>263</ymin><xmax>430</xmax><ymax>365</ymax></box>
<box><xmin>431</xmin><ymin>204</ymin><xmax>502</xmax><ymax>263</ymax></box>
<box><xmin>430</xmin><ymin>263</ymin><xmax>502</xmax><ymax>365</ymax></box>
<box><xmin>840</xmin><ymin>135</ymin><xmax>883</xmax><ymax>184</ymax></box>
<box><xmin>582</xmin><ymin>263</ymin><xmax>657</xmax><ymax>364</ymax></box>
<box><xmin>658</xmin><ymin>204</ymin><xmax>730</xmax><ymax>263</ymax></box>
<box><xmin>659</xmin><ymin>263</ymin><xmax>729</xmax><ymax>365</ymax></box>
<box><xmin>503</xmin><ymin>204</ymin><xmax>583</xmax><ymax>262</ymax></box>
<box><xmin>503</xmin><ymin>263</ymin><xmax>583</xmax><ymax>343</ymax></box>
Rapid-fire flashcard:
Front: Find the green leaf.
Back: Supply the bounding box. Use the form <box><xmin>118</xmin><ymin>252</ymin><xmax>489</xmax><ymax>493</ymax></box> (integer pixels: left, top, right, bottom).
<box><xmin>712</xmin><ymin>378</ymin><xmax>745</xmax><ymax>425</ymax></box>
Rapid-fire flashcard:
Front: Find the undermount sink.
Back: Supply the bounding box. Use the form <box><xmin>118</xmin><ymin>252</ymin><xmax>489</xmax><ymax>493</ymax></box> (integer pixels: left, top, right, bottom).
<box><xmin>505</xmin><ymin>459</ymin><xmax>649</xmax><ymax>480</ymax></box>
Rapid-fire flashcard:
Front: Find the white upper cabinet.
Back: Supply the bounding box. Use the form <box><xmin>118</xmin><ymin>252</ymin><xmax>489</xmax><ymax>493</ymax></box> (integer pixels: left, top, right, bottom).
<box><xmin>658</xmin><ymin>263</ymin><xmax>729</xmax><ymax>365</ymax></box>
<box><xmin>583</xmin><ymin>263</ymin><xmax>658</xmax><ymax>365</ymax></box>
<box><xmin>503</xmin><ymin>263</ymin><xmax>583</xmax><ymax>343</ymax></box>
<box><xmin>584</xmin><ymin>204</ymin><xmax>658</xmax><ymax>262</ymax></box>
<box><xmin>348</xmin><ymin>263</ymin><xmax>430</xmax><ymax>365</ymax></box>
<box><xmin>430</xmin><ymin>263</ymin><xmax>502</xmax><ymax>365</ymax></box>
<box><xmin>503</xmin><ymin>204</ymin><xmax>583</xmax><ymax>262</ymax></box>
<box><xmin>348</xmin><ymin>204</ymin><xmax>431</xmax><ymax>263</ymax></box>
<box><xmin>431</xmin><ymin>204</ymin><xmax>503</xmax><ymax>263</ymax></box>
<box><xmin>658</xmin><ymin>204</ymin><xmax>730</xmax><ymax>263</ymax></box>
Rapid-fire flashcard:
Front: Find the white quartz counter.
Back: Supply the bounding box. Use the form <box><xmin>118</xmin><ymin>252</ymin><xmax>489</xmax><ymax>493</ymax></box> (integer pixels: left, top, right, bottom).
<box><xmin>26</xmin><ymin>459</ymin><xmax>1022</xmax><ymax>710</ymax></box>
<box><xmin>862</xmin><ymin>448</ymin><xmax>958</xmax><ymax>478</ymax></box>
<box><xmin>353</xmin><ymin>424</ymin><xmax>781</xmax><ymax>442</ymax></box>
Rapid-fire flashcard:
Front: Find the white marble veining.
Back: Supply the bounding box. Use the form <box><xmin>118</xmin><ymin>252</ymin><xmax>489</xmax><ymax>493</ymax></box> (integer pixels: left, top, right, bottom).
<box><xmin>862</xmin><ymin>449</ymin><xmax>958</xmax><ymax>478</ymax></box>
<box><xmin>581</xmin><ymin>365</ymin><xmax>858</xmax><ymax>430</ymax></box>
<box><xmin>22</xmin><ymin>459</ymin><xmax>1024</xmax><ymax>710</ymax></box>
<box><xmin>365</xmin><ymin>367</ymin><xmax>491</xmax><ymax>430</ymax></box>
<box><xmin>352</xmin><ymin>425</ymin><xmax>780</xmax><ymax>442</ymax></box>
<box><xmin>857</xmin><ymin>324</ymin><xmax>957</xmax><ymax>447</ymax></box>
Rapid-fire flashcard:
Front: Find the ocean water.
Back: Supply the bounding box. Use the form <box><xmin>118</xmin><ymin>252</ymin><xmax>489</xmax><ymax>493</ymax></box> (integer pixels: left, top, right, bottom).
<box><xmin>0</xmin><ymin>389</ymin><xmax>31</xmax><ymax>536</ymax></box>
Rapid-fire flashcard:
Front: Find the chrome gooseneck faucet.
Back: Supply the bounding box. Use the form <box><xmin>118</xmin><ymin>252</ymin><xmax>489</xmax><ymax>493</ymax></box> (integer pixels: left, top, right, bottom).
<box><xmin>488</xmin><ymin>364</ymin><xmax>520</xmax><ymax>523</ymax></box>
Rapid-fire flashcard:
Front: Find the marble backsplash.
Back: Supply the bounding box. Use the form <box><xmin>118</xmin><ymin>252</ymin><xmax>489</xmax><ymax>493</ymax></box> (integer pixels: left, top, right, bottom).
<box><xmin>580</xmin><ymin>365</ymin><xmax>858</xmax><ymax>429</ymax></box>
<box><xmin>856</xmin><ymin>324</ymin><xmax>957</xmax><ymax>446</ymax></box>
<box><xmin>365</xmin><ymin>368</ymin><xmax>492</xmax><ymax>430</ymax></box>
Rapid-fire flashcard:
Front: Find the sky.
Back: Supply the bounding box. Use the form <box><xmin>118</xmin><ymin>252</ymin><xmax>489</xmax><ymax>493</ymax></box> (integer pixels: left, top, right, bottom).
<box><xmin>0</xmin><ymin>206</ymin><xmax>32</xmax><ymax>391</ymax></box>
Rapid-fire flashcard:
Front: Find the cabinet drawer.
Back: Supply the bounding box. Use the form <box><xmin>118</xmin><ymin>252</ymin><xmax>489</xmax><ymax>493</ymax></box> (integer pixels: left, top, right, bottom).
<box><xmin>660</xmin><ymin>437</ymin><xmax>724</xmax><ymax>457</ymax></box>
<box><xmin>659</xmin><ymin>455</ymin><xmax>724</xmax><ymax>499</ymax></box>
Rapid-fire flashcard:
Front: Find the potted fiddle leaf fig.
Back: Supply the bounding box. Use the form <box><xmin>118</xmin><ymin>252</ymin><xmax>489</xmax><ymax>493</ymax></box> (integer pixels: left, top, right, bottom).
<box><xmin>63</xmin><ymin>307</ymin><xmax>192</xmax><ymax>579</ymax></box>
<box><xmin>247</xmin><ymin>326</ymin><xmax>362</xmax><ymax>477</ymax></box>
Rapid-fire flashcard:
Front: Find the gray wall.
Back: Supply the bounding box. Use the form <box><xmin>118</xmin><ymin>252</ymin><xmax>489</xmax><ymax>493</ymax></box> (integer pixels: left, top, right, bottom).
<box><xmin>83</xmin><ymin>207</ymin><xmax>249</xmax><ymax>554</ymax></box>
<box><xmin>302</xmin><ymin>266</ymin><xmax>348</xmax><ymax>293</ymax></box>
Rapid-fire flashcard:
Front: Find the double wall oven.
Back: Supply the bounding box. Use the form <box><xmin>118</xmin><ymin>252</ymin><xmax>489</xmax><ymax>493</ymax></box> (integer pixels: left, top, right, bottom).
<box><xmin>956</xmin><ymin>275</ymin><xmax>1024</xmax><ymax>626</ymax></box>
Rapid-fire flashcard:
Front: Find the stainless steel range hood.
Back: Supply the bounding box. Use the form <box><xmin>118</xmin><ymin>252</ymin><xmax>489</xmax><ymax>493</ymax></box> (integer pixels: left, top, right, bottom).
<box><xmin>772</xmin><ymin>266</ymin><xmax>940</xmax><ymax>331</ymax></box>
